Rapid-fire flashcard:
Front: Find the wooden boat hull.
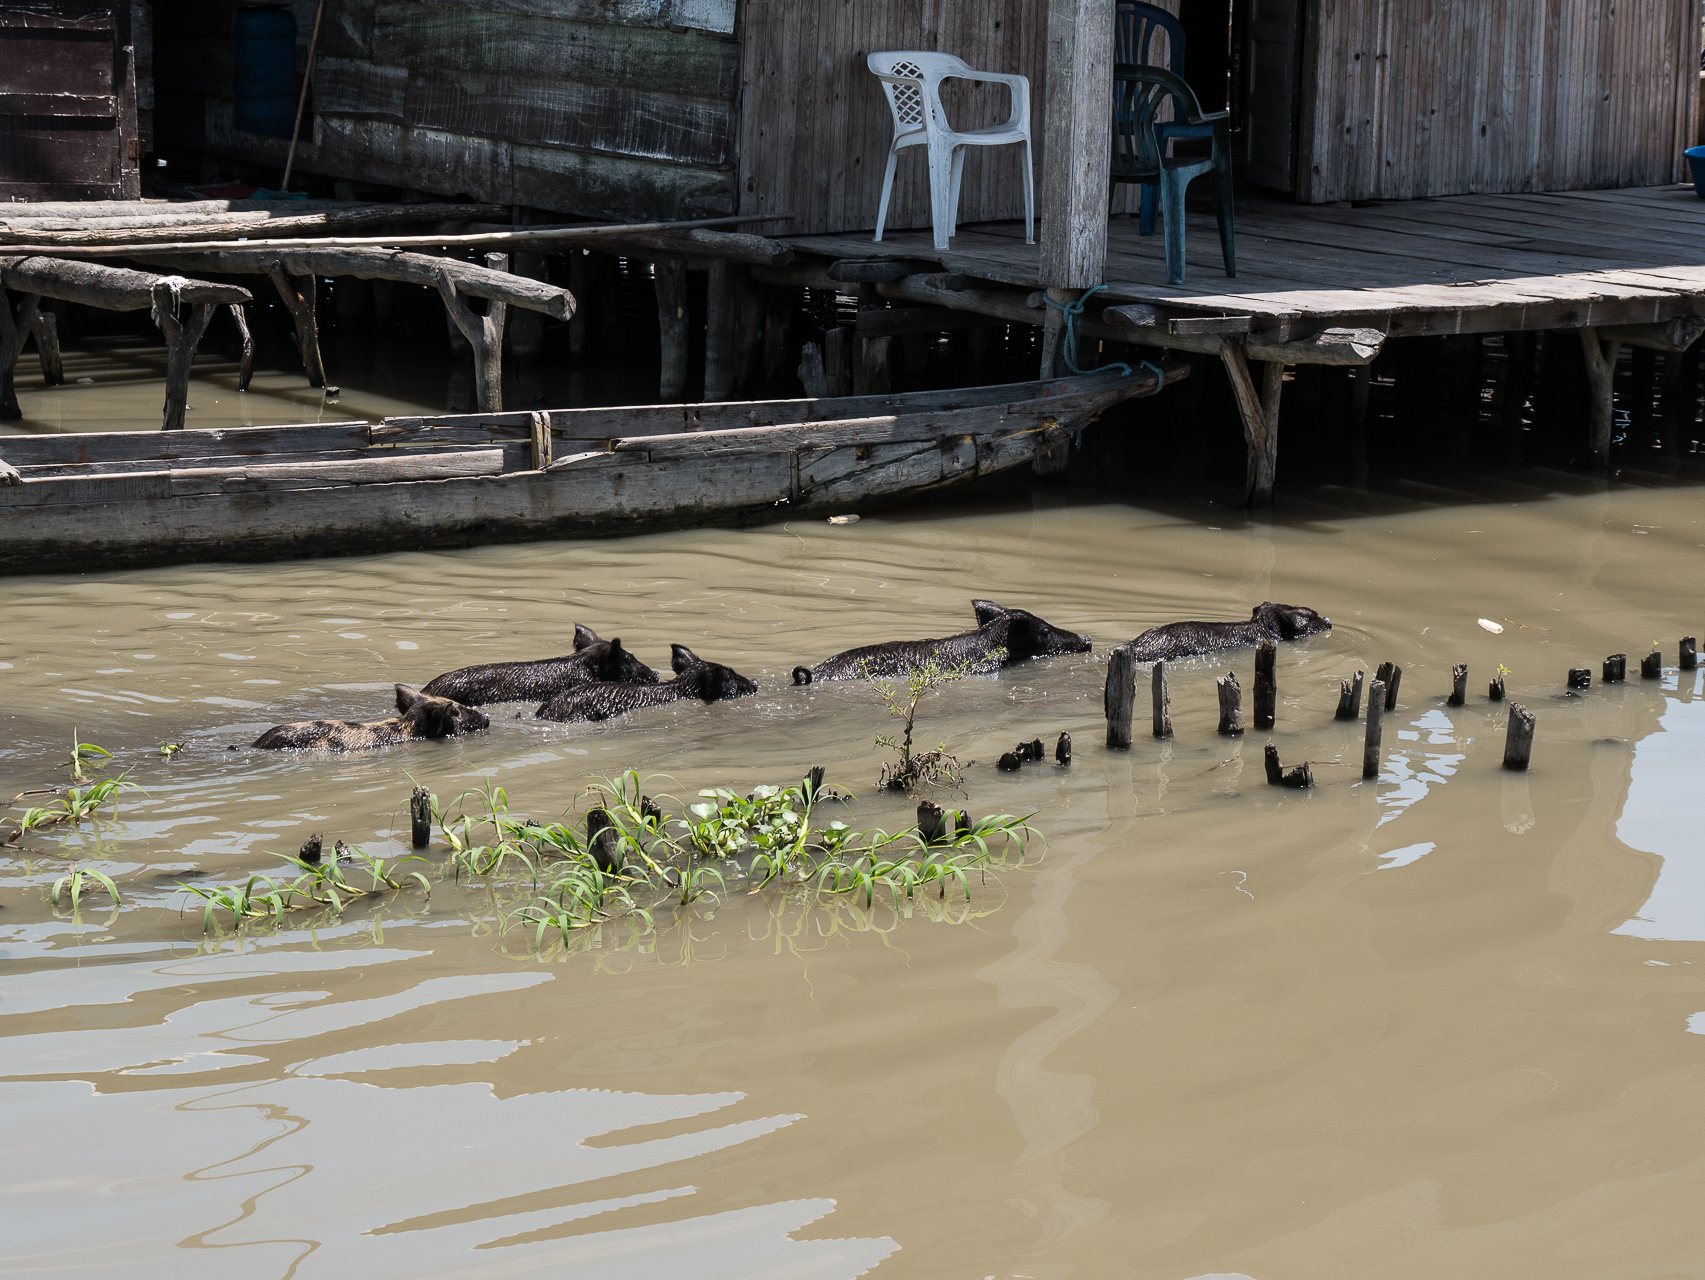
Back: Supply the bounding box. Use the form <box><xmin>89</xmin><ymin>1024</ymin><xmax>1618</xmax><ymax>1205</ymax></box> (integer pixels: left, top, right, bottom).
<box><xmin>0</xmin><ymin>368</ymin><xmax>1181</xmax><ymax>574</ymax></box>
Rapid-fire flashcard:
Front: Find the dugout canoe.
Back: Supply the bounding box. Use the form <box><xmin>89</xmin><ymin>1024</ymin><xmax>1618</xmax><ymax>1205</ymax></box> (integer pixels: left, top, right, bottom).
<box><xmin>0</xmin><ymin>365</ymin><xmax>1182</xmax><ymax>574</ymax></box>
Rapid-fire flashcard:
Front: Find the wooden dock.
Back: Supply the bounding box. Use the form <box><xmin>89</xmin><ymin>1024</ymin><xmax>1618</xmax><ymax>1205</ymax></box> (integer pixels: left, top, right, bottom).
<box><xmin>781</xmin><ymin>183</ymin><xmax>1705</xmax><ymax>501</ymax></box>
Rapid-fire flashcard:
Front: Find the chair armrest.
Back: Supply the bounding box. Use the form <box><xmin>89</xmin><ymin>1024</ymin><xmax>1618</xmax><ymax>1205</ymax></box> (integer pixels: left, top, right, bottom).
<box><xmin>933</xmin><ymin>69</ymin><xmax>1030</xmax><ymax>131</ymax></box>
<box><xmin>1110</xmin><ymin>64</ymin><xmax>1221</xmax><ymax>125</ymax></box>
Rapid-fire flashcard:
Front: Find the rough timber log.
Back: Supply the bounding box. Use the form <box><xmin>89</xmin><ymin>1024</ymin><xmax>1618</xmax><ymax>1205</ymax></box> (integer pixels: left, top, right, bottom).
<box><xmin>0</xmin><ymin>203</ymin><xmax>509</xmax><ymax>246</ymax></box>
<box><xmin>0</xmin><ymin>256</ymin><xmax>248</xmax><ymax>310</ymax></box>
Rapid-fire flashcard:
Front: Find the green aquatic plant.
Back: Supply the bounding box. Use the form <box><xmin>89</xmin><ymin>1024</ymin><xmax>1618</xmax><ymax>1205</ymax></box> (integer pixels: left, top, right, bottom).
<box><xmin>862</xmin><ymin>657</ymin><xmax>976</xmax><ymax>790</ymax></box>
<box><xmin>51</xmin><ymin>861</ymin><xmax>121</xmax><ymax>909</ymax></box>
<box><xmin>17</xmin><ymin>772</ymin><xmax>143</xmax><ymax>833</ymax></box>
<box><xmin>59</xmin><ymin>732</ymin><xmax>112</xmax><ymax>782</ymax></box>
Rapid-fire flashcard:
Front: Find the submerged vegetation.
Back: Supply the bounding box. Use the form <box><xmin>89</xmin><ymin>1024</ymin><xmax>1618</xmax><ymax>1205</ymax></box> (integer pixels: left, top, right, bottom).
<box><xmin>865</xmin><ymin>657</ymin><xmax>975</xmax><ymax>790</ymax></box>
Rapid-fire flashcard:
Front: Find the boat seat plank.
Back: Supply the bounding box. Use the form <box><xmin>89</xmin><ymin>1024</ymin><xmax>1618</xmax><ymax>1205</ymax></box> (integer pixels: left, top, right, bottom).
<box><xmin>0</xmin><ymin>422</ymin><xmax>372</xmax><ymax>467</ymax></box>
<box><xmin>10</xmin><ymin>442</ymin><xmax>527</xmax><ymax>478</ymax></box>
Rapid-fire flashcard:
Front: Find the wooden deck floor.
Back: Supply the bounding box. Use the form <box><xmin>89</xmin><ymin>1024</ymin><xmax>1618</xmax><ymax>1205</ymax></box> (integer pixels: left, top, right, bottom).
<box><xmin>787</xmin><ymin>185</ymin><xmax>1705</xmax><ymax>336</ymax></box>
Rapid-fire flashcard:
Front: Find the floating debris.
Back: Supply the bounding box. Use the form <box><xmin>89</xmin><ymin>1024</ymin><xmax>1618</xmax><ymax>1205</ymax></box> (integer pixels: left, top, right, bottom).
<box><xmin>1478</xmin><ymin>618</ymin><xmax>1504</xmax><ymax>634</ymax></box>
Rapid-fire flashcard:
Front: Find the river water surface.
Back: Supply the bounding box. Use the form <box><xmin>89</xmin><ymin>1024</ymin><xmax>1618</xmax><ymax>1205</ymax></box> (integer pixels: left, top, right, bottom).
<box><xmin>4</xmin><ymin>361</ymin><xmax>1705</xmax><ymax>1279</ymax></box>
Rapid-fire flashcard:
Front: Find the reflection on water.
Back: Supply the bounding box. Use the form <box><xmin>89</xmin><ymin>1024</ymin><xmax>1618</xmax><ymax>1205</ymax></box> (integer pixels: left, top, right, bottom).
<box><xmin>4</xmin><ymin>463</ymin><xmax>1705</xmax><ymax>1278</ymax></box>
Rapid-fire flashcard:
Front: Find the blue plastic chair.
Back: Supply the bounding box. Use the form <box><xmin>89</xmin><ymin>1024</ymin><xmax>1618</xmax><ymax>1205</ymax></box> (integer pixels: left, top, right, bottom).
<box><xmin>1109</xmin><ymin>65</ymin><xmax>1235</xmax><ymax>286</ymax></box>
<box><xmin>1113</xmin><ymin>1</ymin><xmax>1216</xmax><ymax>237</ymax></box>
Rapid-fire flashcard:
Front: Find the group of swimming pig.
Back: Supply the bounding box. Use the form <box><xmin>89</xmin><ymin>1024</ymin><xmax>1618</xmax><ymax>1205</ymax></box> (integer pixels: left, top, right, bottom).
<box><xmin>252</xmin><ymin>599</ymin><xmax>1332</xmax><ymax>753</ymax></box>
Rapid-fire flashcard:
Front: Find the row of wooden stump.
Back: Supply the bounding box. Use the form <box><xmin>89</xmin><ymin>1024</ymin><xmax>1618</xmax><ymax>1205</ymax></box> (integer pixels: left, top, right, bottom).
<box><xmin>1102</xmin><ymin>637</ymin><xmax>1702</xmax><ymax>785</ymax></box>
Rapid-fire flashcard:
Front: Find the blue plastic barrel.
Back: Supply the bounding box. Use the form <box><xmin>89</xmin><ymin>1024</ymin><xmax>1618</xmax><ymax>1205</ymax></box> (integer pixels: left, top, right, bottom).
<box><xmin>1686</xmin><ymin>146</ymin><xmax>1705</xmax><ymax>198</ymax></box>
<box><xmin>233</xmin><ymin>5</ymin><xmax>298</xmax><ymax>137</ymax></box>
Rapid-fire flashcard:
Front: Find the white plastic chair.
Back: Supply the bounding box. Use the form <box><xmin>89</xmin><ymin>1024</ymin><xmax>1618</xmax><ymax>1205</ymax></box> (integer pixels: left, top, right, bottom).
<box><xmin>867</xmin><ymin>51</ymin><xmax>1034</xmax><ymax>252</ymax></box>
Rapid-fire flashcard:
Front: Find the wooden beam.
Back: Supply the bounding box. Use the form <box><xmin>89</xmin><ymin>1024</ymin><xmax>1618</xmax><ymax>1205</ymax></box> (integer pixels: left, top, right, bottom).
<box><xmin>1040</xmin><ymin>0</ymin><xmax>1113</xmax><ymax>289</ymax></box>
<box><xmin>827</xmin><ymin>258</ymin><xmax>944</xmax><ymax>283</ymax></box>
<box><xmin>655</xmin><ymin>258</ymin><xmax>688</xmax><ymax>402</ymax></box>
<box><xmin>0</xmin><ymin>256</ymin><xmax>249</xmax><ymax>310</ymax></box>
<box><xmin>0</xmin><ymin>203</ymin><xmax>510</xmax><ymax>246</ymax></box>
<box><xmin>1595</xmin><ymin>316</ymin><xmax>1705</xmax><ymax>352</ymax></box>
<box><xmin>1247</xmin><ymin>327</ymin><xmax>1384</xmax><ymax>365</ymax></box>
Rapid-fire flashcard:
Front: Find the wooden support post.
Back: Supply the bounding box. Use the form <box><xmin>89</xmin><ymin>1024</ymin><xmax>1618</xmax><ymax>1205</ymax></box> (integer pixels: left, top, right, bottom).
<box><xmin>31</xmin><ymin>311</ymin><xmax>62</xmax><ymax>385</ymax></box>
<box><xmin>432</xmin><ymin>255</ymin><xmax>506</xmax><ymax>412</ymax></box>
<box><xmin>1264</xmin><ymin>743</ymin><xmax>1313</xmax><ymax>788</ymax></box>
<box><xmin>1220</xmin><ymin>340</ymin><xmax>1279</xmax><ymax>507</ymax></box>
<box><xmin>1253</xmin><ymin>640</ymin><xmax>1276</xmax><ymax>729</ymax></box>
<box><xmin>1448</xmin><ymin>662</ymin><xmax>1467</xmax><ymax>706</ymax></box>
<box><xmin>1567</xmin><ymin>668</ymin><xmax>1591</xmax><ymax>690</ymax></box>
<box><xmin>1603</xmin><ymin>653</ymin><xmax>1626</xmax><ymax>683</ymax></box>
<box><xmin>1216</xmin><ymin>670</ymin><xmax>1243</xmax><ymax>735</ymax></box>
<box><xmin>228</xmin><ymin>303</ymin><xmax>254</xmax><ymax>391</ymax></box>
<box><xmin>1661</xmin><ymin>348</ymin><xmax>1687</xmax><ymax>457</ymax></box>
<box><xmin>762</xmin><ymin>284</ymin><xmax>794</xmax><ymax>390</ymax></box>
<box><xmin>1151</xmin><ymin>660</ymin><xmax>1171</xmax><ymax>737</ymax></box>
<box><xmin>1682</xmin><ymin>636</ymin><xmax>1697</xmax><ymax>670</ymax></box>
<box><xmin>1640</xmin><ymin>650</ymin><xmax>1662</xmax><ymax>679</ymax></box>
<box><xmin>823</xmin><ymin>326</ymin><xmax>853</xmax><ymax>396</ymax></box>
<box><xmin>567</xmin><ymin>250</ymin><xmax>590</xmax><ymax>358</ymax></box>
<box><xmin>1039</xmin><ymin>287</ymin><xmax>1075</xmax><ymax>377</ymax></box>
<box><xmin>704</xmin><ymin>257</ymin><xmax>737</xmax><ymax>401</ymax></box>
<box><xmin>855</xmin><ymin>283</ymin><xmax>892</xmax><ymax>395</ymax></box>
<box><xmin>266</xmin><ymin>263</ymin><xmax>325</xmax><ymax>387</ymax></box>
<box><xmin>1349</xmin><ymin>362</ymin><xmax>1371</xmax><ymax>485</ymax></box>
<box><xmin>1056</xmin><ymin>732</ymin><xmax>1072</xmax><ymax>765</ymax></box>
<box><xmin>1375</xmin><ymin>661</ymin><xmax>1401</xmax><ymax>708</ymax></box>
<box><xmin>1040</xmin><ymin>0</ymin><xmax>1112</xmax><ymax>288</ymax></box>
<box><xmin>1335</xmin><ymin>669</ymin><xmax>1364</xmax><ymax>720</ymax></box>
<box><xmin>152</xmin><ymin>282</ymin><xmax>215</xmax><ymax>431</ymax></box>
<box><xmin>0</xmin><ymin>287</ymin><xmax>42</xmax><ymax>420</ymax></box>
<box><xmin>1363</xmin><ymin>679</ymin><xmax>1386</xmax><ymax>778</ymax></box>
<box><xmin>655</xmin><ymin>257</ymin><xmax>689</xmax><ymax>402</ymax></box>
<box><xmin>1501</xmin><ymin>331</ymin><xmax>1535</xmax><ymax>461</ymax></box>
<box><xmin>409</xmin><ymin>786</ymin><xmax>432</xmax><ymax>848</ymax></box>
<box><xmin>734</xmin><ymin>265</ymin><xmax>764</xmax><ymax>395</ymax></box>
<box><xmin>1489</xmin><ymin>671</ymin><xmax>1505</xmax><ymax>701</ymax></box>
<box><xmin>1579</xmin><ymin>326</ymin><xmax>1621</xmax><ymax>468</ymax></box>
<box><xmin>797</xmin><ymin>341</ymin><xmax>828</xmax><ymax>398</ymax></box>
<box><xmin>1502</xmin><ymin>703</ymin><xmax>1535</xmax><ymax>770</ymax></box>
<box><xmin>529</xmin><ymin>409</ymin><xmax>552</xmax><ymax>471</ymax></box>
<box><xmin>1105</xmin><ymin>644</ymin><xmax>1136</xmax><ymax>748</ymax></box>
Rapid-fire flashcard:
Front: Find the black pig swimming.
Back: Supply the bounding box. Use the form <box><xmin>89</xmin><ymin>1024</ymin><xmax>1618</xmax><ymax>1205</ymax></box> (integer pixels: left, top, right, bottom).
<box><xmin>791</xmin><ymin>600</ymin><xmax>1091</xmax><ymax>684</ymax></box>
<box><xmin>420</xmin><ymin>625</ymin><xmax>657</xmax><ymax>705</ymax></box>
<box><xmin>253</xmin><ymin>684</ymin><xmax>491</xmax><ymax>751</ymax></box>
<box><xmin>536</xmin><ymin>645</ymin><xmax>757</xmax><ymax>722</ymax></box>
<box><xmin>1122</xmin><ymin>602</ymin><xmax>1331</xmax><ymax>664</ymax></box>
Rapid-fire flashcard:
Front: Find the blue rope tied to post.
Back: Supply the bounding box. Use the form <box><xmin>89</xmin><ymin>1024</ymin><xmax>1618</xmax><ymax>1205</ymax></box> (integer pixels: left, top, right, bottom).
<box><xmin>1044</xmin><ymin>284</ymin><xmax>1167</xmax><ymax>392</ymax></box>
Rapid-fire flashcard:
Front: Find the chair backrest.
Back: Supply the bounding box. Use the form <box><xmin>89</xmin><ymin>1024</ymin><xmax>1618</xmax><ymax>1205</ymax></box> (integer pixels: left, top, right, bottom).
<box><xmin>867</xmin><ymin>51</ymin><xmax>970</xmax><ymax>134</ymax></box>
<box><xmin>1115</xmin><ymin>1</ymin><xmax>1184</xmax><ymax>70</ymax></box>
<box><xmin>1110</xmin><ymin>66</ymin><xmax>1198</xmax><ymax>179</ymax></box>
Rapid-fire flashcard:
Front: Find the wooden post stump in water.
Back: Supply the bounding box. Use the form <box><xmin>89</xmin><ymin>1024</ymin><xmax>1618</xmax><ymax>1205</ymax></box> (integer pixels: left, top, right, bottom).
<box><xmin>1375</xmin><ymin>661</ymin><xmax>1402</xmax><ymax>709</ymax></box>
<box><xmin>1603</xmin><ymin>653</ymin><xmax>1626</xmax><ymax>683</ymax></box>
<box><xmin>31</xmin><ymin>311</ymin><xmax>62</xmax><ymax>385</ymax></box>
<box><xmin>228</xmin><ymin>303</ymin><xmax>254</xmax><ymax>391</ymax></box>
<box><xmin>1448</xmin><ymin>663</ymin><xmax>1467</xmax><ymax>706</ymax></box>
<box><xmin>1056</xmin><ymin>732</ymin><xmax>1071</xmax><ymax>765</ymax></box>
<box><xmin>1568</xmin><ymin>668</ymin><xmax>1592</xmax><ymax>690</ymax></box>
<box><xmin>1105</xmin><ymin>645</ymin><xmax>1137</xmax><ymax>748</ymax></box>
<box><xmin>1151</xmin><ymin>660</ymin><xmax>1172</xmax><ymax>737</ymax></box>
<box><xmin>1640</xmin><ymin>650</ymin><xmax>1663</xmax><ymax>679</ymax></box>
<box><xmin>1264</xmin><ymin>743</ymin><xmax>1314</xmax><ymax>788</ymax></box>
<box><xmin>1217</xmin><ymin>671</ymin><xmax>1244</xmax><ymax>735</ymax></box>
<box><xmin>0</xmin><ymin>286</ymin><xmax>42</xmax><ymax>419</ymax></box>
<box><xmin>1253</xmin><ymin>641</ymin><xmax>1276</xmax><ymax>729</ymax></box>
<box><xmin>1363</xmin><ymin>679</ymin><xmax>1386</xmax><ymax>778</ymax></box>
<box><xmin>1503</xmin><ymin>703</ymin><xmax>1535</xmax><ymax>769</ymax></box>
<box><xmin>916</xmin><ymin>798</ymin><xmax>947</xmax><ymax>843</ymax></box>
<box><xmin>1683</xmin><ymin>637</ymin><xmax>1698</xmax><ymax>671</ymax></box>
<box><xmin>654</xmin><ymin>257</ymin><xmax>689</xmax><ymax>401</ymax></box>
<box><xmin>153</xmin><ymin>282</ymin><xmax>216</xmax><ymax>431</ymax></box>
<box><xmin>1489</xmin><ymin>671</ymin><xmax>1506</xmax><ymax>701</ymax></box>
<box><xmin>266</xmin><ymin>262</ymin><xmax>325</xmax><ymax>387</ymax></box>
<box><xmin>409</xmin><ymin>786</ymin><xmax>432</xmax><ymax>848</ymax></box>
<box><xmin>1335</xmin><ymin>669</ymin><xmax>1364</xmax><ymax>720</ymax></box>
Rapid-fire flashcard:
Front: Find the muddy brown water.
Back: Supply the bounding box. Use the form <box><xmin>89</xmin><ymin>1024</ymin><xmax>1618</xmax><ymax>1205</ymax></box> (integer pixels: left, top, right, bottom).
<box><xmin>4</xmin><ymin>355</ymin><xmax>1705</xmax><ymax>1279</ymax></box>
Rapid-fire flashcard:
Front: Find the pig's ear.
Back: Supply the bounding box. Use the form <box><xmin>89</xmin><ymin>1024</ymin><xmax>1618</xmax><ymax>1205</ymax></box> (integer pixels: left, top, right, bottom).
<box><xmin>573</xmin><ymin>624</ymin><xmax>601</xmax><ymax>650</ymax></box>
<box><xmin>972</xmin><ymin>599</ymin><xmax>1008</xmax><ymax>626</ymax></box>
<box><xmin>395</xmin><ymin>683</ymin><xmax>426</xmax><ymax>712</ymax></box>
<box><xmin>670</xmin><ymin>644</ymin><xmax>701</xmax><ymax>673</ymax></box>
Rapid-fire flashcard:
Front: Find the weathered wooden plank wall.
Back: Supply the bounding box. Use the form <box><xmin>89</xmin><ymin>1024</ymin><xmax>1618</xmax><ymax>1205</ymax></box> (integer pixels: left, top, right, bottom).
<box><xmin>153</xmin><ymin>0</ymin><xmax>738</xmax><ymax>219</ymax></box>
<box><xmin>1297</xmin><ymin>0</ymin><xmax>1702</xmax><ymax>204</ymax></box>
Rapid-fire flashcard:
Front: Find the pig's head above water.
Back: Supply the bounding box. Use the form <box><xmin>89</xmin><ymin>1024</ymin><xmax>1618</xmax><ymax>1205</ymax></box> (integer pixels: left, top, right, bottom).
<box><xmin>670</xmin><ymin>644</ymin><xmax>760</xmax><ymax>701</ymax></box>
<box><xmin>970</xmin><ymin>599</ymin><xmax>1094</xmax><ymax>661</ymax></box>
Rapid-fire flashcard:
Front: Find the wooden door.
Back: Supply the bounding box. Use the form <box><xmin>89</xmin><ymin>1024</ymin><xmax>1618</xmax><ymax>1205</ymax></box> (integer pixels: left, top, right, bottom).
<box><xmin>1243</xmin><ymin>0</ymin><xmax>1303</xmax><ymax>191</ymax></box>
<box><xmin>0</xmin><ymin>0</ymin><xmax>140</xmax><ymax>201</ymax></box>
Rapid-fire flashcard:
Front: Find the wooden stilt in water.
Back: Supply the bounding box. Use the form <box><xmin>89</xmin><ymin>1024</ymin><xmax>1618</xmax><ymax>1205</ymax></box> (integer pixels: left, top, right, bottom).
<box><xmin>1105</xmin><ymin>645</ymin><xmax>1136</xmax><ymax>748</ymax></box>
<box><xmin>797</xmin><ymin>341</ymin><xmax>828</xmax><ymax>398</ymax></box>
<box><xmin>655</xmin><ymin>257</ymin><xmax>689</xmax><ymax>402</ymax></box>
<box><xmin>1448</xmin><ymin>662</ymin><xmax>1467</xmax><ymax>706</ymax></box>
<box><xmin>1567</xmin><ymin>668</ymin><xmax>1591</xmax><ymax>690</ymax></box>
<box><xmin>1503</xmin><ymin>703</ymin><xmax>1535</xmax><ymax>769</ymax></box>
<box><xmin>1661</xmin><ymin>348</ymin><xmax>1688</xmax><ymax>457</ymax></box>
<box><xmin>1039</xmin><ymin>287</ymin><xmax>1072</xmax><ymax>378</ymax></box>
<box><xmin>31</xmin><ymin>311</ymin><xmax>62</xmax><ymax>385</ymax></box>
<box><xmin>0</xmin><ymin>287</ymin><xmax>42</xmax><ymax>420</ymax></box>
<box><xmin>1151</xmin><ymin>660</ymin><xmax>1172</xmax><ymax>737</ymax></box>
<box><xmin>762</xmin><ymin>284</ymin><xmax>794</xmax><ymax>391</ymax></box>
<box><xmin>1055</xmin><ymin>732</ymin><xmax>1072</xmax><ymax>765</ymax></box>
<box><xmin>409</xmin><ymin>786</ymin><xmax>432</xmax><ymax>848</ymax></box>
<box><xmin>1603</xmin><ymin>653</ymin><xmax>1626</xmax><ymax>683</ymax></box>
<box><xmin>1500</xmin><ymin>331</ymin><xmax>1535</xmax><ymax>462</ymax></box>
<box><xmin>1640</xmin><ymin>650</ymin><xmax>1662</xmax><ymax>679</ymax></box>
<box><xmin>153</xmin><ymin>281</ymin><xmax>216</xmax><ymax>431</ymax></box>
<box><xmin>567</xmin><ymin>250</ymin><xmax>589</xmax><ymax>359</ymax></box>
<box><xmin>1579</xmin><ymin>326</ymin><xmax>1621</xmax><ymax>468</ymax></box>
<box><xmin>734</xmin><ymin>266</ymin><xmax>764</xmax><ymax>395</ymax></box>
<box><xmin>1216</xmin><ymin>670</ymin><xmax>1244</xmax><ymax>735</ymax></box>
<box><xmin>1253</xmin><ymin>640</ymin><xmax>1276</xmax><ymax>729</ymax></box>
<box><xmin>1363</xmin><ymin>679</ymin><xmax>1386</xmax><ymax>778</ymax></box>
<box><xmin>704</xmin><ymin>258</ymin><xmax>737</xmax><ymax>401</ymax></box>
<box><xmin>1375</xmin><ymin>661</ymin><xmax>1401</xmax><ymax>708</ymax></box>
<box><xmin>1682</xmin><ymin>637</ymin><xmax>1697</xmax><ymax>670</ymax></box>
<box><xmin>432</xmin><ymin>253</ymin><xmax>508</xmax><ymax>412</ymax></box>
<box><xmin>1349</xmin><ymin>363</ymin><xmax>1371</xmax><ymax>485</ymax></box>
<box><xmin>266</xmin><ymin>263</ymin><xmax>325</xmax><ymax>387</ymax></box>
<box><xmin>1221</xmin><ymin>340</ymin><xmax>1280</xmax><ymax>507</ymax></box>
<box><xmin>228</xmin><ymin>303</ymin><xmax>254</xmax><ymax>391</ymax></box>
<box><xmin>1264</xmin><ymin>743</ymin><xmax>1313</xmax><ymax>788</ymax></box>
<box><xmin>1489</xmin><ymin>670</ymin><xmax>1505</xmax><ymax>701</ymax></box>
<box><xmin>1335</xmin><ymin>669</ymin><xmax>1364</xmax><ymax>720</ymax></box>
<box><xmin>823</xmin><ymin>326</ymin><xmax>853</xmax><ymax>396</ymax></box>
